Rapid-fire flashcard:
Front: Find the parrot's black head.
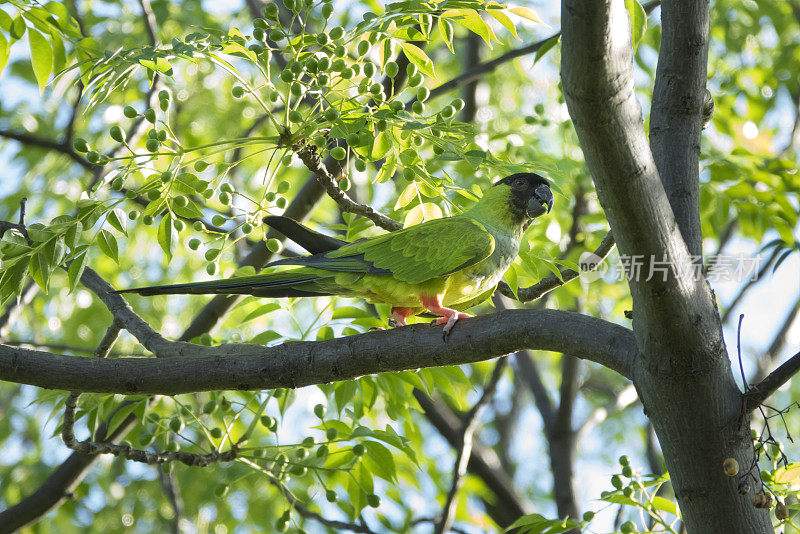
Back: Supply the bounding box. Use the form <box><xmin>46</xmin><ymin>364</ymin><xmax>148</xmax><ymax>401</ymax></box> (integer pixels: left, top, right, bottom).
<box><xmin>495</xmin><ymin>172</ymin><xmax>554</xmax><ymax>225</ymax></box>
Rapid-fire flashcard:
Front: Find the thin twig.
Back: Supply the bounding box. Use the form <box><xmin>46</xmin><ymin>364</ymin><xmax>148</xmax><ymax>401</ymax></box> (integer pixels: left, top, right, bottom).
<box><xmin>293</xmin><ymin>139</ymin><xmax>403</xmax><ymax>231</ymax></box>
<box><xmin>435</xmin><ymin>358</ymin><xmax>508</xmax><ymax>534</ymax></box>
<box><xmin>497</xmin><ymin>232</ymin><xmax>616</xmax><ymax>302</ymax></box>
<box><xmin>157</xmin><ymin>466</ymin><xmax>185</xmax><ymax>534</ymax></box>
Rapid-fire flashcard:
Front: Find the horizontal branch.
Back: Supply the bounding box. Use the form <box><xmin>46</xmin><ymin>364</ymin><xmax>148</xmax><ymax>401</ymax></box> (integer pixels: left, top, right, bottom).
<box><xmin>0</xmin><ymin>309</ymin><xmax>636</xmax><ymax>395</ymax></box>
<box><xmin>745</xmin><ymin>349</ymin><xmax>800</xmax><ymax>413</ymax></box>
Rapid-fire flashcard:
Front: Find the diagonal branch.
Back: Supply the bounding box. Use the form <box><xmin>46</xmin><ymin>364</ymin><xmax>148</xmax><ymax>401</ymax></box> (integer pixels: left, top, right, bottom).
<box><xmin>745</xmin><ymin>349</ymin><xmax>800</xmax><ymax>413</ymax></box>
<box><xmin>0</xmin><ymin>308</ymin><xmax>636</xmax><ymax>394</ymax></box>
<box><xmin>435</xmin><ymin>358</ymin><xmax>508</xmax><ymax>534</ymax></box>
<box><xmin>497</xmin><ymin>233</ymin><xmax>616</xmax><ymax>302</ymax></box>
<box><xmin>0</xmin><ymin>129</ymin><xmax>94</xmax><ymax>170</ymax></box>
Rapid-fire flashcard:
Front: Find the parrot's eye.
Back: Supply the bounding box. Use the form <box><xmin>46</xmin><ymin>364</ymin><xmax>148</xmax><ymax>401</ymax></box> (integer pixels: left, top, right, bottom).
<box><xmin>513</xmin><ymin>177</ymin><xmax>526</xmax><ymax>188</ymax></box>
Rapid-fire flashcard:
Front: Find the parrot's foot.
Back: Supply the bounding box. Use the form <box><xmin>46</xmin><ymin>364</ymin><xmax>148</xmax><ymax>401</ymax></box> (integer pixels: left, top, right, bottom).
<box><xmin>389</xmin><ymin>307</ymin><xmax>416</xmax><ymax>328</ymax></box>
<box><xmin>419</xmin><ymin>295</ymin><xmax>472</xmax><ymax>340</ymax></box>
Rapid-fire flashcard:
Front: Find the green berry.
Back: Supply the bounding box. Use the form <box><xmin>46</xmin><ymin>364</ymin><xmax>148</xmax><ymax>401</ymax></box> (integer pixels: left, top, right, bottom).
<box><xmin>583</xmin><ymin>511</ymin><xmax>595</xmax><ymax>522</ymax></box>
<box><xmin>324</xmin><ymin>107</ymin><xmax>339</xmax><ymax>121</ymax></box>
<box><xmin>218</xmin><ymin>191</ymin><xmax>231</xmax><ymax>205</ymax></box>
<box><xmin>288</xmin><ymin>110</ymin><xmax>303</xmax><ymax>123</ymax></box>
<box><xmin>277</xmin><ymin>181</ymin><xmax>290</xmax><ymax>193</ymax></box>
<box><xmin>338</xmin><ymin>176</ymin><xmax>350</xmax><ymax>191</ymax></box>
<box><xmin>326</xmin><ymin>427</ymin><xmax>338</xmax><ymax>440</ymax></box>
<box><xmin>384</xmin><ymin>61</ymin><xmax>399</xmax><ymax>78</ymax></box>
<box><xmin>194</xmin><ymin>160</ymin><xmax>209</xmax><ymax>172</ymax></box>
<box><xmin>269</xmin><ymin>29</ymin><xmax>283</xmax><ymax>42</ymax></box>
<box><xmin>145</xmin><ymin>108</ymin><xmax>156</xmax><ymax>123</ymax></box>
<box><xmin>620</xmin><ymin>521</ymin><xmax>635</xmax><ymax>534</ymax></box>
<box><xmin>86</xmin><ymin>150</ymin><xmax>100</xmax><ymax>163</ymax></box>
<box><xmin>417</xmin><ymin>87</ymin><xmax>430</xmax><ymax>102</ymax></box>
<box><xmin>321</xmin><ymin>3</ymin><xmax>333</xmax><ymax>18</ymax></box>
<box><xmin>159</xmin><ymin>89</ymin><xmax>170</xmax><ymax>101</ymax></box>
<box><xmin>316</xmin><ymin>32</ymin><xmax>329</xmax><ymax>46</ymax></box>
<box><xmin>242</xmin><ymin>223</ymin><xmax>253</xmax><ymax>234</ymax></box>
<box><xmin>173</xmin><ymin>219</ymin><xmax>185</xmax><ymax>232</ymax></box>
<box><xmin>354</xmin><ymin>158</ymin><xmax>366</xmax><ymax>172</ymax></box>
<box><xmin>619</xmin><ymin>455</ymin><xmax>629</xmax><ymax>466</ymax></box>
<box><xmin>264</xmin><ymin>3</ymin><xmax>279</xmax><ymax>18</ymax></box>
<box><xmin>188</xmin><ymin>238</ymin><xmax>201</xmax><ymax>250</ymax></box>
<box><xmin>362</xmin><ymin>62</ymin><xmax>375</xmax><ymax>78</ymax></box>
<box><xmin>452</xmin><ymin>98</ymin><xmax>465</xmax><ymax>111</ymax></box>
<box><xmin>159</xmin><ymin>99</ymin><xmax>169</xmax><ymax>111</ymax></box>
<box><xmin>214</xmin><ymin>484</ymin><xmax>229</xmax><ymax>497</ymax></box>
<box><xmin>193</xmin><ymin>221</ymin><xmax>204</xmax><ymax>231</ymax></box>
<box><xmin>111</xmin><ymin>177</ymin><xmax>124</xmax><ymax>191</ymax></box>
<box><xmin>406</xmin><ymin>63</ymin><xmax>418</xmax><ymax>77</ymax></box>
<box><xmin>266</xmin><ymin>238</ymin><xmax>282</xmax><ymax>253</ymax></box>
<box><xmin>123</xmin><ymin>105</ymin><xmax>138</xmax><ymax>118</ymax></box>
<box><xmin>160</xmin><ymin>171</ymin><xmax>172</xmax><ymax>183</ymax></box>
<box><xmin>316</xmin><ymin>444</ymin><xmax>329</xmax><ymax>457</ymax></box>
<box><xmin>375</xmin><ymin>119</ymin><xmax>387</xmax><ymax>132</ymax></box>
<box><xmin>204</xmin><ymin>248</ymin><xmax>221</xmax><ymax>261</ymax></box>
<box><xmin>412</xmin><ymin>101</ymin><xmax>424</xmax><ymax>115</ymax></box>
<box><xmin>147</xmin><ymin>189</ymin><xmax>161</xmax><ymax>201</ymax></box>
<box><xmin>210</xmin><ymin>427</ymin><xmax>223</xmax><ymax>439</ymax></box>
<box><xmin>110</xmin><ymin>125</ymin><xmax>125</xmax><ymax>142</ymax></box>
<box><xmin>330</xmin><ymin>146</ymin><xmax>347</xmax><ymax>160</ymax></box>
<box><xmin>73</xmin><ymin>138</ymin><xmax>89</xmax><ymax>152</ymax></box>
<box><xmin>173</xmin><ymin>195</ymin><xmax>188</xmax><ymax>208</ymax></box>
<box><xmin>146</xmin><ymin>139</ymin><xmax>159</xmax><ymax>152</ymax></box>
<box><xmin>169</xmin><ymin>417</ymin><xmax>183</xmax><ymax>433</ymax></box>
<box><xmin>352</xmin><ymin>443</ymin><xmax>366</xmax><ymax>456</ymax></box>
<box><xmin>329</xmin><ymin>26</ymin><xmax>344</xmax><ymax>40</ymax></box>
<box><xmin>357</xmin><ymin>40</ymin><xmax>369</xmax><ymax>56</ymax></box>
<box><xmin>128</xmin><ymin>210</ymin><xmax>139</xmax><ymax>220</ymax></box>
<box><xmin>622</xmin><ymin>465</ymin><xmax>633</xmax><ymax>477</ymax></box>
<box><xmin>611</xmin><ymin>475</ymin><xmax>623</xmax><ymax>489</ymax></box>
<box><xmin>409</xmin><ymin>73</ymin><xmax>423</xmax><ymax>87</ymax></box>
<box><xmin>295</xmin><ymin>448</ymin><xmax>309</xmax><ymax>459</ymax></box>
<box><xmin>206</xmin><ymin>263</ymin><xmax>217</xmax><ymax>275</ymax></box>
<box><xmin>440</xmin><ymin>105</ymin><xmax>455</xmax><ymax>119</ymax></box>
<box><xmin>314</xmin><ymin>404</ymin><xmax>325</xmax><ymax>418</ymax></box>
<box><xmin>389</xmin><ymin>100</ymin><xmax>403</xmax><ymax>112</ymax></box>
<box><xmin>212</xmin><ymin>215</ymin><xmax>226</xmax><ymax>227</ymax></box>
<box><xmin>326</xmin><ymin>490</ymin><xmax>337</xmax><ymax>502</ymax></box>
<box><xmin>367</xmin><ymin>494</ymin><xmax>380</xmax><ymax>508</ymax></box>
<box><xmin>142</xmin><ymin>214</ymin><xmax>154</xmax><ymax>225</ymax></box>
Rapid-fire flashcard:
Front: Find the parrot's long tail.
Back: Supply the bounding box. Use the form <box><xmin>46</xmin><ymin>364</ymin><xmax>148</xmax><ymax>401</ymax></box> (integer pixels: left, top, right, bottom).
<box><xmin>111</xmin><ymin>271</ymin><xmax>333</xmax><ymax>297</ymax></box>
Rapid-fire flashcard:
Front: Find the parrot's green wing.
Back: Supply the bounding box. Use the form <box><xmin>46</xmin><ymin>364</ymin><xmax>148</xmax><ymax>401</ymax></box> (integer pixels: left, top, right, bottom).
<box><xmin>326</xmin><ymin>217</ymin><xmax>495</xmax><ymax>284</ymax></box>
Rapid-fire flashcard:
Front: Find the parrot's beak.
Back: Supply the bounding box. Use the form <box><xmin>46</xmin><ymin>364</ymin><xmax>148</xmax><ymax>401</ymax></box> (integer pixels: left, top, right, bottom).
<box><xmin>527</xmin><ymin>184</ymin><xmax>554</xmax><ymax>218</ymax></box>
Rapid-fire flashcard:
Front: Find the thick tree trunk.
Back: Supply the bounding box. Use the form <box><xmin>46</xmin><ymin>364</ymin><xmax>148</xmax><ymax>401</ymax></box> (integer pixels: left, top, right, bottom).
<box><xmin>560</xmin><ymin>0</ymin><xmax>772</xmax><ymax>531</ymax></box>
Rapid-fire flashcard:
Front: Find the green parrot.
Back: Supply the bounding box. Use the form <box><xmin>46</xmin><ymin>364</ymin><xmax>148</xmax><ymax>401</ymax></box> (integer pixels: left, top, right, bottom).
<box><xmin>114</xmin><ymin>173</ymin><xmax>554</xmax><ymax>335</ymax></box>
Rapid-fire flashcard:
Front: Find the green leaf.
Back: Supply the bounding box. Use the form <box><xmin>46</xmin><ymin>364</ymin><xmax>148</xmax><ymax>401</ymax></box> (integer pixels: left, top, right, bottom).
<box><xmin>488</xmin><ymin>9</ymin><xmax>519</xmax><ymax>40</ymax></box>
<box><xmin>0</xmin><ymin>261</ymin><xmax>28</xmax><ymax>304</ymax></box>
<box><xmin>649</xmin><ymin>495</ymin><xmax>678</xmax><ymax>515</ymax></box>
<box><xmin>400</xmin><ymin>42</ymin><xmax>436</xmax><ymax>79</ymax></box>
<box><xmin>28</xmin><ymin>252</ymin><xmax>52</xmax><ymax>292</ymax></box>
<box><xmin>534</xmin><ymin>34</ymin><xmax>560</xmax><ymax>65</ymax></box>
<box><xmin>28</xmin><ymin>28</ymin><xmax>53</xmax><ymax>93</ymax></box>
<box><xmin>625</xmin><ymin>0</ymin><xmax>647</xmax><ymax>48</ymax></box>
<box><xmin>439</xmin><ymin>19</ymin><xmax>454</xmax><ymax>53</ymax></box>
<box><xmin>10</xmin><ymin>16</ymin><xmax>26</xmax><ymax>40</ymax></box>
<box><xmin>363</xmin><ymin>440</ymin><xmax>397</xmax><ymax>482</ymax></box>
<box><xmin>106</xmin><ymin>208</ymin><xmax>127</xmax><ymax>236</ymax></box>
<box><xmin>242</xmin><ymin>303</ymin><xmax>281</xmax><ymax>323</ymax></box>
<box><xmin>394</xmin><ymin>183</ymin><xmax>418</xmax><ymax>210</ymax></box>
<box><xmin>250</xmin><ymin>330</ymin><xmax>282</xmax><ymax>344</ymax></box>
<box><xmin>371</xmin><ymin>131</ymin><xmax>392</xmax><ymax>160</ymax></box>
<box><xmin>508</xmin><ymin>6</ymin><xmax>544</xmax><ymax>24</ymax></box>
<box><xmin>157</xmin><ymin>216</ymin><xmax>176</xmax><ymax>261</ymax></box>
<box><xmin>97</xmin><ymin>229</ymin><xmax>119</xmax><ymax>263</ymax></box>
<box><xmin>107</xmin><ymin>400</ymin><xmax>144</xmax><ymax>435</ymax></box>
<box><xmin>67</xmin><ymin>246</ymin><xmax>89</xmax><ymax>293</ymax></box>
<box><xmin>442</xmin><ymin>9</ymin><xmax>497</xmax><ymax>48</ymax></box>
<box><xmin>0</xmin><ymin>33</ymin><xmax>9</xmax><ymax>77</ymax></box>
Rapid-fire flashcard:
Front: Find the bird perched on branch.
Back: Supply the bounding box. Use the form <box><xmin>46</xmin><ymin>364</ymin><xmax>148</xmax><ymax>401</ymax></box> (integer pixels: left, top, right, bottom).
<box><xmin>114</xmin><ymin>173</ymin><xmax>554</xmax><ymax>336</ymax></box>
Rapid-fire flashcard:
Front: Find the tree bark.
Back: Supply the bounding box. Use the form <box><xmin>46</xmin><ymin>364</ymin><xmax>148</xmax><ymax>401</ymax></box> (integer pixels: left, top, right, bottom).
<box><xmin>560</xmin><ymin>0</ymin><xmax>772</xmax><ymax>531</ymax></box>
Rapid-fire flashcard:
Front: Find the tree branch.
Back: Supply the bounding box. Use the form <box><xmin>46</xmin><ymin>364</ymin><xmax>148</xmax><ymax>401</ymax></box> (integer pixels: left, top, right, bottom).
<box><xmin>745</xmin><ymin>349</ymin><xmax>800</xmax><ymax>413</ymax></box>
<box><xmin>497</xmin><ymin>233</ymin><xmax>616</xmax><ymax>302</ymax></box>
<box><xmin>649</xmin><ymin>0</ymin><xmax>709</xmax><ymax>257</ymax></box>
<box><xmin>0</xmin><ymin>308</ymin><xmax>636</xmax><ymax>394</ymax></box>
<box><xmin>413</xmin><ymin>390</ymin><xmax>533</xmax><ymax>528</ymax></box>
<box><xmin>293</xmin><ymin>139</ymin><xmax>402</xmax><ymax>232</ymax></box>
<box><xmin>561</xmin><ymin>0</ymin><xmax>723</xmax><ymax>368</ymax></box>
<box><xmin>0</xmin><ymin>129</ymin><xmax>93</xmax><ymax>170</ymax></box>
<box><xmin>435</xmin><ymin>358</ymin><xmax>507</xmax><ymax>534</ymax></box>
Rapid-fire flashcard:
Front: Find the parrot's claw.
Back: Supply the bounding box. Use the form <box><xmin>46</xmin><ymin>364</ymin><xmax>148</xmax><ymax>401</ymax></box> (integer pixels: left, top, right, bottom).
<box><xmin>432</xmin><ymin>312</ymin><xmax>472</xmax><ymax>341</ymax></box>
